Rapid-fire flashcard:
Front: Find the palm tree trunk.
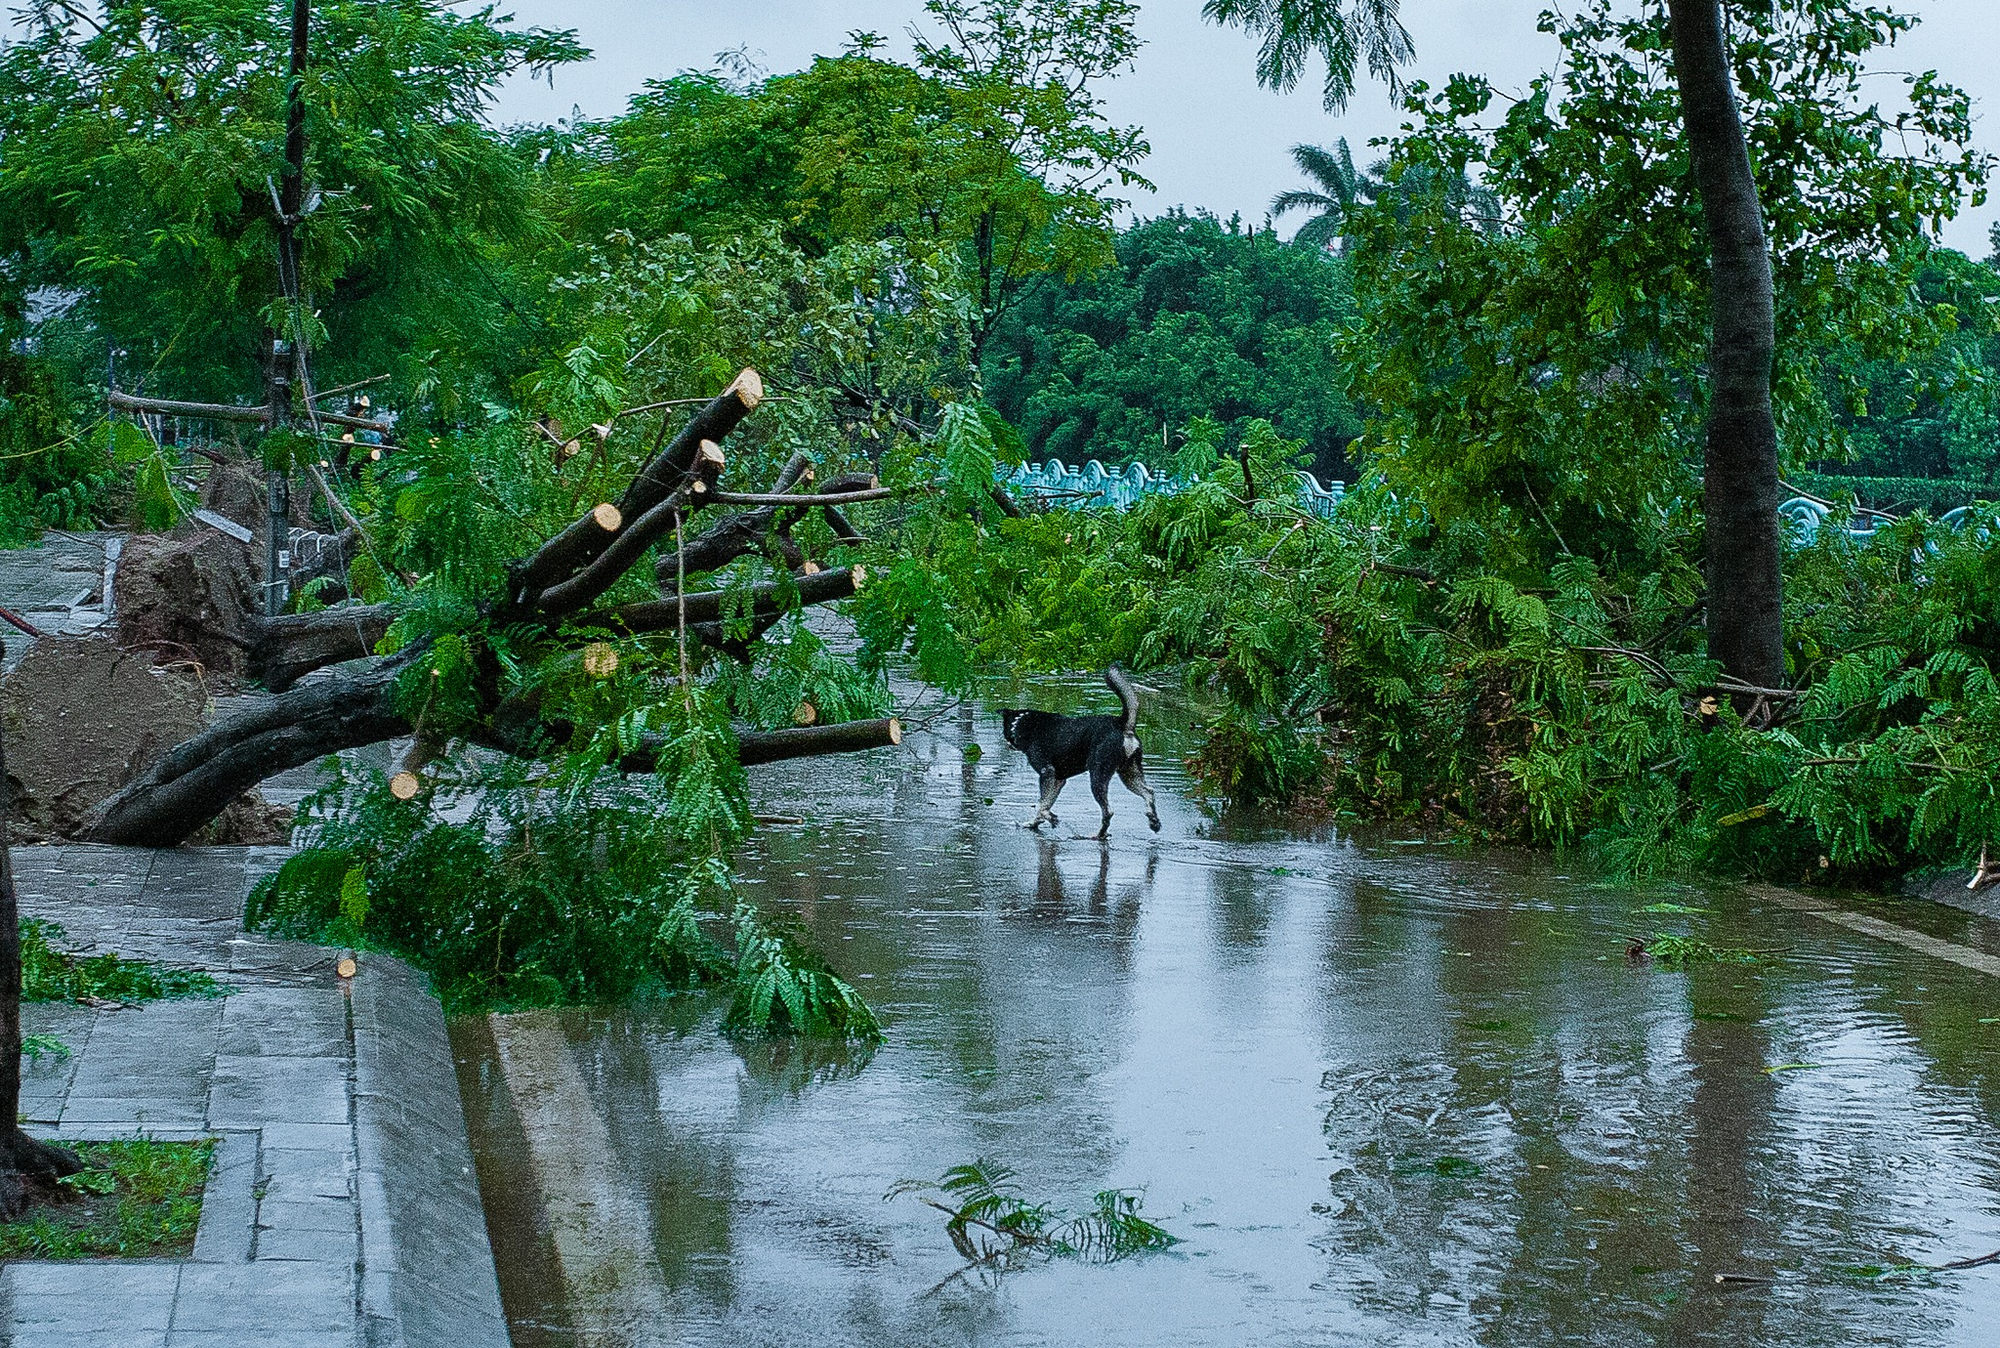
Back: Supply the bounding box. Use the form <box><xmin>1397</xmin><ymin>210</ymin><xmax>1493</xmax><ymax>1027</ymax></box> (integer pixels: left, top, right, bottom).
<box><xmin>1667</xmin><ymin>0</ymin><xmax>1786</xmax><ymax>688</ymax></box>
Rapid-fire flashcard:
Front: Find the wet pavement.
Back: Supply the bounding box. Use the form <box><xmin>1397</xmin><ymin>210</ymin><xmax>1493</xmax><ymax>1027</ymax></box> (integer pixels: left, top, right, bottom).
<box><xmin>0</xmin><ymin>531</ymin><xmax>120</xmax><ymax>667</ymax></box>
<box><xmin>7</xmin><ymin>844</ymin><xmax>508</xmax><ymax>1348</ymax></box>
<box><xmin>456</xmin><ymin>677</ymin><xmax>2000</xmax><ymax>1347</ymax></box>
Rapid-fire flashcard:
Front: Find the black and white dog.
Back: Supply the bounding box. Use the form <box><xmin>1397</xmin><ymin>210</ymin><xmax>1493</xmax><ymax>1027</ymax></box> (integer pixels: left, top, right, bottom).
<box><xmin>1000</xmin><ymin>666</ymin><xmax>1161</xmax><ymax>838</ymax></box>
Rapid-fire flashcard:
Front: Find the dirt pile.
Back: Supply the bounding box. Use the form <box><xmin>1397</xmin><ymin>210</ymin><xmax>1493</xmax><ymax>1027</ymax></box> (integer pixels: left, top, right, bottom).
<box><xmin>0</xmin><ymin>634</ymin><xmax>289</xmax><ymax>843</ymax></box>
<box><xmin>113</xmin><ymin>459</ymin><xmax>267</xmax><ymax>678</ymax></box>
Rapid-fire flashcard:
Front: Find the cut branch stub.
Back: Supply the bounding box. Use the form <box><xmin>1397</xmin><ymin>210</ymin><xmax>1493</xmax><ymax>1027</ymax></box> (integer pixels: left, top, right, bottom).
<box><xmin>388</xmin><ymin>771</ymin><xmax>421</xmax><ymax>801</ymax></box>
<box><xmin>510</xmin><ymin>369</ymin><xmax>764</xmax><ymax>608</ymax></box>
<box><xmin>592</xmin><ymin>503</ymin><xmax>622</xmax><ymax>532</ymax></box>
<box><xmin>730</xmin><ymin>715</ymin><xmax>900</xmax><ymax>767</ymax></box>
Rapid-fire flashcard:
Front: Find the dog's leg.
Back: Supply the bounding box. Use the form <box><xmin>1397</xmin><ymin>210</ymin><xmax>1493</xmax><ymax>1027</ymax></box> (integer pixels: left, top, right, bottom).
<box><xmin>1028</xmin><ymin>771</ymin><xmax>1066</xmax><ymax>830</ymax></box>
<box><xmin>1120</xmin><ymin>757</ymin><xmax>1161</xmax><ymax>833</ymax></box>
<box><xmin>1088</xmin><ymin>763</ymin><xmax>1114</xmax><ymax>839</ymax></box>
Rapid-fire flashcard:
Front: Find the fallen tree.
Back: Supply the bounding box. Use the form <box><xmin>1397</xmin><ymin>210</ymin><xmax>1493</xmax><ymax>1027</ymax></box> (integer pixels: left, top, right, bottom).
<box><xmin>79</xmin><ymin>370</ymin><xmax>910</xmax><ymax>848</ymax></box>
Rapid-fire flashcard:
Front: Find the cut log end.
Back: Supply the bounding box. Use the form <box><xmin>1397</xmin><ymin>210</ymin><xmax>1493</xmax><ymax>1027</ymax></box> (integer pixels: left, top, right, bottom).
<box><xmin>582</xmin><ymin>642</ymin><xmax>619</xmax><ymax>678</ymax></box>
<box><xmin>851</xmin><ymin>564</ymin><xmax>868</xmax><ymax>590</ymax></box>
<box><xmin>690</xmin><ymin>480</ymin><xmax>707</xmax><ymax>495</ymax></box>
<box><xmin>591</xmin><ymin>503</ymin><xmax>623</xmax><ymax>532</ymax></box>
<box><xmin>887</xmin><ymin>716</ymin><xmax>902</xmax><ymax>745</ymax></box>
<box><xmin>388</xmin><ymin>771</ymin><xmax>421</xmax><ymax>801</ymax></box>
<box><xmin>802</xmin><ymin>560</ymin><xmax>821</xmax><ymax>576</ymax></box>
<box><xmin>699</xmin><ymin>439</ymin><xmax>726</xmax><ymax>467</ymax></box>
<box><xmin>728</xmin><ymin>368</ymin><xmax>765</xmax><ymax>410</ymax></box>
<box><xmin>793</xmin><ymin>702</ymin><xmax>818</xmax><ymax>726</ymax></box>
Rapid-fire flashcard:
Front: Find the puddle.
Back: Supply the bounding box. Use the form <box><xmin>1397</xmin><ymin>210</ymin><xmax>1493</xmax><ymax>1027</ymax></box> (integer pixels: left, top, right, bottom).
<box><xmin>454</xmin><ymin>680</ymin><xmax>2000</xmax><ymax>1347</ymax></box>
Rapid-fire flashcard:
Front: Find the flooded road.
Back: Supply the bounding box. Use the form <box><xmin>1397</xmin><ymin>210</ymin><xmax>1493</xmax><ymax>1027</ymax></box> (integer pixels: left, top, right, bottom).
<box><xmin>454</xmin><ymin>676</ymin><xmax>2000</xmax><ymax>1346</ymax></box>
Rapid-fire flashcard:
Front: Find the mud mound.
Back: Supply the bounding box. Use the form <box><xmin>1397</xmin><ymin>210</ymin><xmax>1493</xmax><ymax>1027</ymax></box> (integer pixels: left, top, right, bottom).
<box><xmin>0</xmin><ymin>635</ymin><xmax>207</xmax><ymax>840</ymax></box>
<box><xmin>114</xmin><ymin>529</ymin><xmax>256</xmax><ymax>678</ymax></box>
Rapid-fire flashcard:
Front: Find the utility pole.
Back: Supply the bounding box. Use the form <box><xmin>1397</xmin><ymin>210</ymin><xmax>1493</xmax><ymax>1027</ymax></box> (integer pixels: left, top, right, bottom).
<box><xmin>265</xmin><ymin>0</ymin><xmax>311</xmax><ymax>616</ymax></box>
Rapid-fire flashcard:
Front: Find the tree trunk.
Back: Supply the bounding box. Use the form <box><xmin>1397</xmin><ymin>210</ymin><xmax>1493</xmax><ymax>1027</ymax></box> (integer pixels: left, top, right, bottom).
<box><xmin>0</xmin><ymin>654</ymin><xmax>84</xmax><ymax>1218</ymax></box>
<box><xmin>1667</xmin><ymin>0</ymin><xmax>1786</xmax><ymax>689</ymax></box>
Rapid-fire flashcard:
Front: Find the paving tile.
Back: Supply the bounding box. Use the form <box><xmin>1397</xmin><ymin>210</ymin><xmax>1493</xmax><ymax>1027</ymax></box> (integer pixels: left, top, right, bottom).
<box><xmin>56</xmin><ymin>1097</ymin><xmax>207</xmax><ymax>1128</ymax></box>
<box><xmin>1</xmin><ymin>1262</ymin><xmax>178</xmax><ymax>1331</ymax></box>
<box><xmin>226</xmin><ymin>936</ymin><xmax>339</xmax><ymax>979</ymax></box>
<box><xmin>64</xmin><ymin>1002</ymin><xmax>220</xmax><ymax>1112</ymax></box>
<box><xmin>31</xmin><ymin>1122</ymin><xmax>209</xmax><ymax>1143</ymax></box>
<box><xmin>217</xmin><ymin>987</ymin><xmax>349</xmax><ymax>1059</ymax></box>
<box><xmin>260</xmin><ymin>1146</ymin><xmax>354</xmax><ymax>1202</ymax></box>
<box><xmin>168</xmin><ymin>1263</ymin><xmax>352</xmax><ymax>1334</ymax></box>
<box><xmin>254</xmin><ymin>1223</ymin><xmax>360</xmax><ymax>1264</ymax></box>
<box><xmin>166</xmin><ymin>1333</ymin><xmax>355</xmax><ymax>1348</ymax></box>
<box><xmin>207</xmin><ymin>1055</ymin><xmax>350</xmax><ymax>1129</ymax></box>
<box><xmin>192</xmin><ymin>1131</ymin><xmax>258</xmax><ymax>1264</ymax></box>
<box><xmin>257</xmin><ymin>1196</ymin><xmax>357</xmax><ymax>1233</ymax></box>
<box><xmin>257</xmin><ymin>1122</ymin><xmax>352</xmax><ymax>1154</ymax></box>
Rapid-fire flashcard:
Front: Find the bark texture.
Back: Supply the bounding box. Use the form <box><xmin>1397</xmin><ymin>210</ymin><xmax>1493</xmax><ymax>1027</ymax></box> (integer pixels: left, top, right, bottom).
<box><xmin>0</xmin><ymin>678</ymin><xmax>84</xmax><ymax>1219</ymax></box>
<box><xmin>1668</xmin><ymin>0</ymin><xmax>1786</xmax><ymax>688</ymax></box>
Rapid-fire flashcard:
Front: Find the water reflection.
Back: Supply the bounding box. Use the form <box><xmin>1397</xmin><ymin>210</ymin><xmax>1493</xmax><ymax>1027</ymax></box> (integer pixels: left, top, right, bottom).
<box><xmin>454</xmin><ymin>681</ymin><xmax>2000</xmax><ymax>1347</ymax></box>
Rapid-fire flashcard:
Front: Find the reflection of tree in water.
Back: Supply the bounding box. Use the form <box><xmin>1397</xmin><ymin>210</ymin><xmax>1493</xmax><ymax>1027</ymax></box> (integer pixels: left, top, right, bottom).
<box><xmin>1308</xmin><ymin>889</ymin><xmax>1759</xmax><ymax>1344</ymax></box>
<box><xmin>1206</xmin><ymin>860</ymin><xmax>1277</xmax><ymax>957</ymax></box>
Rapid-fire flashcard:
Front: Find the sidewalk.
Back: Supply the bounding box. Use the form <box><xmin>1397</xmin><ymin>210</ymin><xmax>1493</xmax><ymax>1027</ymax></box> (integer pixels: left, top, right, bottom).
<box><xmin>4</xmin><ymin>843</ymin><xmax>507</xmax><ymax>1348</ymax></box>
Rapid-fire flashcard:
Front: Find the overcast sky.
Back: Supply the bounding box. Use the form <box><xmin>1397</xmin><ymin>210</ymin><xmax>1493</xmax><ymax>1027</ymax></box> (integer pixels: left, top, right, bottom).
<box><xmin>482</xmin><ymin>0</ymin><xmax>1999</xmax><ymax>258</ymax></box>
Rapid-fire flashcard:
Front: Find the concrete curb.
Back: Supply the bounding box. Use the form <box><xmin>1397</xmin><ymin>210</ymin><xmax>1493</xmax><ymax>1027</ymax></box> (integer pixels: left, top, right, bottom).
<box><xmin>351</xmin><ymin>953</ymin><xmax>511</xmax><ymax>1348</ymax></box>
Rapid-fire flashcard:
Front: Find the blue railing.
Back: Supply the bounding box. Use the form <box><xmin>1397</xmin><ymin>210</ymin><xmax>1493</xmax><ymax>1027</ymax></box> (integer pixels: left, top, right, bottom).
<box><xmin>1000</xmin><ymin>463</ymin><xmax>1989</xmax><ymax>543</ymax></box>
<box><xmin>1779</xmin><ymin>496</ymin><xmax>1998</xmax><ymax>543</ymax></box>
<box><xmin>1001</xmin><ymin>458</ymin><xmax>1349</xmax><ymax>519</ymax></box>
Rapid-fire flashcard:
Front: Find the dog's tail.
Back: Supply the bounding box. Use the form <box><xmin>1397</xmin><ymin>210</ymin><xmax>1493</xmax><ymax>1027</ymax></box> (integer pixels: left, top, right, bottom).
<box><xmin>1105</xmin><ymin>664</ymin><xmax>1141</xmax><ymax>757</ymax></box>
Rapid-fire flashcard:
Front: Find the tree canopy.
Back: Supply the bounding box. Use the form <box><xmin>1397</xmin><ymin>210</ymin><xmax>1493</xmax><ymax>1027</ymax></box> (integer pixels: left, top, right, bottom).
<box><xmin>982</xmin><ymin>210</ymin><xmax>1361</xmax><ymax>477</ymax></box>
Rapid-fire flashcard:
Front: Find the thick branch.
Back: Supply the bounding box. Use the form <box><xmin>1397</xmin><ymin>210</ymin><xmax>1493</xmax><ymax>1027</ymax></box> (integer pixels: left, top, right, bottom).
<box><xmin>109</xmin><ymin>390</ymin><xmax>269</xmax><ymax>424</ymax></box>
<box><xmin>77</xmin><ymin>664</ymin><xmax>412</xmax><ymax>847</ymax></box>
<box><xmin>508</xmin><ymin>370</ymin><xmax>763</xmax><ymax>607</ymax></box>
<box><xmin>245</xmin><ymin>603</ymin><xmax>394</xmax><ymax>692</ymax></box>
<box><xmin>651</xmin><ymin>465</ymin><xmax>871</xmax><ymax>590</ymax></box>
<box><xmin>738</xmin><ymin>717</ymin><xmax>902</xmax><ymax>765</ymax></box>
<box><xmin>534</xmin><ymin>442</ymin><xmax>727</xmax><ymax>619</ymax></box>
<box><xmin>604</xmin><ymin>566</ymin><xmax>862</xmax><ymax>636</ymax></box>
<box><xmin>608</xmin><ymin>717</ymin><xmax>903</xmax><ymax>772</ymax></box>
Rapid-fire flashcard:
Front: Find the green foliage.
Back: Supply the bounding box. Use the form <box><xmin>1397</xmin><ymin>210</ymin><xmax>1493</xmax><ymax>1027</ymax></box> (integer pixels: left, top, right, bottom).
<box><xmin>890</xmin><ymin>1159</ymin><xmax>1176</xmax><ymax>1266</ymax></box>
<box><xmin>21</xmin><ymin>1034</ymin><xmax>71</xmax><ymax>1065</ymax></box>
<box><xmin>0</xmin><ymin>0</ymin><xmax>587</xmax><ymax>406</ymax></box>
<box><xmin>1201</xmin><ymin>0</ymin><xmax>1414</xmax><ymax>113</ymax></box>
<box><xmin>725</xmin><ymin>904</ymin><xmax>881</xmax><ymax>1042</ymax></box>
<box><xmin>1338</xmin><ymin>0</ymin><xmax>1987</xmax><ymax>578</ymax></box>
<box><xmin>20</xmin><ymin>920</ymin><xmax>224</xmax><ymax>1005</ymax></box>
<box><xmin>1814</xmin><ymin>251</ymin><xmax>2000</xmax><ymax>490</ymax></box>
<box><xmin>947</xmin><ymin>455</ymin><xmax>2000</xmax><ymax>883</ymax></box>
<box><xmin>0</xmin><ymin>350</ymin><xmax>117</xmax><ymax>543</ymax></box>
<box><xmin>245</xmin><ymin>754</ymin><xmax>736</xmax><ymax>1012</ymax></box>
<box><xmin>983</xmin><ymin>210</ymin><xmax>1361</xmax><ymax>477</ymax></box>
<box><xmin>0</xmin><ymin>1139</ymin><xmax>214</xmax><ymax>1260</ymax></box>
<box><xmin>1635</xmin><ymin>934</ymin><xmax>1758</xmax><ymax>969</ymax></box>
<box><xmin>546</xmin><ymin>1</ymin><xmax>1147</xmax><ymax>350</ymax></box>
<box><xmin>247</xmin><ymin>749</ymin><xmax>876</xmax><ymax>1036</ymax></box>
<box><xmin>1791</xmin><ymin>472</ymin><xmax>1994</xmax><ymax>518</ymax></box>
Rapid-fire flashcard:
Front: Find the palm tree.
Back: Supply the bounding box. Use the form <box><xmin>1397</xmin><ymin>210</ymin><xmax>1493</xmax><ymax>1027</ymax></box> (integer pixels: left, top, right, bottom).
<box><xmin>1274</xmin><ymin>140</ymin><xmax>1500</xmax><ymax>252</ymax></box>
<box><xmin>1271</xmin><ymin>139</ymin><xmax>1375</xmax><ymax>253</ymax></box>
